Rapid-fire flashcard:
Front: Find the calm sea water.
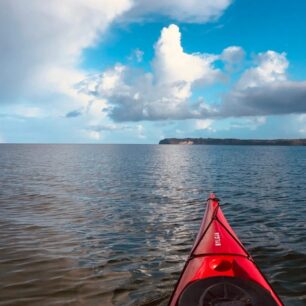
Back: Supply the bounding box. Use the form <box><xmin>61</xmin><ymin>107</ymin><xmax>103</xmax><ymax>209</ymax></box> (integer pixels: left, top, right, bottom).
<box><xmin>0</xmin><ymin>144</ymin><xmax>305</xmax><ymax>306</ymax></box>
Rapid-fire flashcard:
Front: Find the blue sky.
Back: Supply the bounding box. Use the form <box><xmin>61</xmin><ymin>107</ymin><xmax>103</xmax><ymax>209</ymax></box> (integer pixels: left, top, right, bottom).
<box><xmin>1</xmin><ymin>0</ymin><xmax>306</xmax><ymax>143</ymax></box>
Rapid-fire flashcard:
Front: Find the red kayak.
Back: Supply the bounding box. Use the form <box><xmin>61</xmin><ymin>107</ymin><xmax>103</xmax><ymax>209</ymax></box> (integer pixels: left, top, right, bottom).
<box><xmin>168</xmin><ymin>194</ymin><xmax>283</xmax><ymax>306</ymax></box>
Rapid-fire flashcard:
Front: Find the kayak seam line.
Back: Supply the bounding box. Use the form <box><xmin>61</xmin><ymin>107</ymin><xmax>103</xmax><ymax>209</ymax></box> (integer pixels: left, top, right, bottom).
<box><xmin>214</xmin><ymin>212</ymin><xmax>284</xmax><ymax>305</ymax></box>
<box><xmin>189</xmin><ymin>253</ymin><xmax>249</xmax><ymax>260</ymax></box>
<box><xmin>215</xmin><ymin>217</ymin><xmax>252</xmax><ymax>260</ymax></box>
<box><xmin>189</xmin><ymin>203</ymin><xmax>219</xmax><ymax>258</ymax></box>
<box><xmin>167</xmin><ymin>203</ymin><xmax>219</xmax><ymax>305</ymax></box>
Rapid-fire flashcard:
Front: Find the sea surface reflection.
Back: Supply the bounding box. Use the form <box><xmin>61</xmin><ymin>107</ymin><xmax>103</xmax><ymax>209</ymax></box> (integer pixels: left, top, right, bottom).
<box><xmin>0</xmin><ymin>144</ymin><xmax>305</xmax><ymax>305</ymax></box>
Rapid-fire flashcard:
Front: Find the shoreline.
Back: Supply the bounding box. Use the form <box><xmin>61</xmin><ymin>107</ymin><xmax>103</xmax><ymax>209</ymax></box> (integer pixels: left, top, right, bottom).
<box><xmin>159</xmin><ymin>138</ymin><xmax>306</xmax><ymax>146</ymax></box>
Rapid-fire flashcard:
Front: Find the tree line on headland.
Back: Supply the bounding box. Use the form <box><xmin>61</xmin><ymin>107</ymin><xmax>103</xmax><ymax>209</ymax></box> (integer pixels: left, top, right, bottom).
<box><xmin>159</xmin><ymin>138</ymin><xmax>306</xmax><ymax>145</ymax></box>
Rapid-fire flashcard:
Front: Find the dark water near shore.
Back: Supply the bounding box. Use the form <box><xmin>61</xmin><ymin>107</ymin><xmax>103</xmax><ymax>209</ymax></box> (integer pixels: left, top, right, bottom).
<box><xmin>0</xmin><ymin>144</ymin><xmax>305</xmax><ymax>306</ymax></box>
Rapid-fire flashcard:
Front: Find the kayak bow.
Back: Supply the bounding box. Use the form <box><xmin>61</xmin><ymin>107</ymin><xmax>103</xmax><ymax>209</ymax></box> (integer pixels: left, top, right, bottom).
<box><xmin>168</xmin><ymin>194</ymin><xmax>283</xmax><ymax>306</ymax></box>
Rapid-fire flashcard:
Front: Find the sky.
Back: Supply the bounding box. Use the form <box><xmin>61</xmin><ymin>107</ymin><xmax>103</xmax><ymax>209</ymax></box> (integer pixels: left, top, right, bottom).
<box><xmin>1</xmin><ymin>0</ymin><xmax>306</xmax><ymax>143</ymax></box>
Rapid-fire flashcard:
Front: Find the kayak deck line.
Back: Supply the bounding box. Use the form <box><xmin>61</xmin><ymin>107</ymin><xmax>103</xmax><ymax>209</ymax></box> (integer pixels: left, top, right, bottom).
<box><xmin>168</xmin><ymin>194</ymin><xmax>284</xmax><ymax>306</ymax></box>
<box><xmin>190</xmin><ymin>207</ymin><xmax>251</xmax><ymax>259</ymax></box>
<box><xmin>189</xmin><ymin>253</ymin><xmax>250</xmax><ymax>260</ymax></box>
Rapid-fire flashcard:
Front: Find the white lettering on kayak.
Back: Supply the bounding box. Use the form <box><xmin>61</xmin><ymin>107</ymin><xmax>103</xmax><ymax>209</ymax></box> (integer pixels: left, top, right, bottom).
<box><xmin>214</xmin><ymin>232</ymin><xmax>221</xmax><ymax>246</ymax></box>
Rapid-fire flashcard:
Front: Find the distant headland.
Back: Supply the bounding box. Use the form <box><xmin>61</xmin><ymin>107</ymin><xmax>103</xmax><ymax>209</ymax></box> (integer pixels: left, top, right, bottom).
<box><xmin>159</xmin><ymin>138</ymin><xmax>306</xmax><ymax>146</ymax></box>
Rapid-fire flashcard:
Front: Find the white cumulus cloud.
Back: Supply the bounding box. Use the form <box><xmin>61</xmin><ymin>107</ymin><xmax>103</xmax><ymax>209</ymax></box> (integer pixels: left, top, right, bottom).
<box><xmin>194</xmin><ymin>119</ymin><xmax>214</xmax><ymax>130</ymax></box>
<box><xmin>78</xmin><ymin>24</ymin><xmax>226</xmax><ymax>121</ymax></box>
<box><xmin>236</xmin><ymin>51</ymin><xmax>288</xmax><ymax>90</ymax></box>
<box><xmin>153</xmin><ymin>24</ymin><xmax>222</xmax><ymax>99</ymax></box>
<box><xmin>220</xmin><ymin>51</ymin><xmax>306</xmax><ymax>117</ymax></box>
<box><xmin>221</xmin><ymin>46</ymin><xmax>245</xmax><ymax>71</ymax></box>
<box><xmin>71</xmin><ymin>28</ymin><xmax>306</xmax><ymax>124</ymax></box>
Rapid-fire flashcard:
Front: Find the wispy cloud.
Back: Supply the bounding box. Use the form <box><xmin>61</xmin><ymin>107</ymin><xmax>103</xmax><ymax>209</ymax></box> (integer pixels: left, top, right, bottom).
<box><xmin>0</xmin><ymin>0</ymin><xmax>132</xmax><ymax>103</ymax></box>
<box><xmin>124</xmin><ymin>0</ymin><xmax>232</xmax><ymax>23</ymax></box>
<box><xmin>65</xmin><ymin>110</ymin><xmax>83</xmax><ymax>118</ymax></box>
<box><xmin>85</xmin><ymin>122</ymin><xmax>146</xmax><ymax>140</ymax></box>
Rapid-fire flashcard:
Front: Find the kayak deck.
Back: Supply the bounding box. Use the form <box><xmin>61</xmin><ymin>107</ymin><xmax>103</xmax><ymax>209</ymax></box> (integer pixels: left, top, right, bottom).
<box><xmin>168</xmin><ymin>194</ymin><xmax>283</xmax><ymax>306</ymax></box>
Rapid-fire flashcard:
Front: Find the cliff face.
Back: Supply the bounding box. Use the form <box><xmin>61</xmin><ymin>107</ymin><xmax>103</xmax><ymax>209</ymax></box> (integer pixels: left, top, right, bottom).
<box><xmin>159</xmin><ymin>138</ymin><xmax>306</xmax><ymax>146</ymax></box>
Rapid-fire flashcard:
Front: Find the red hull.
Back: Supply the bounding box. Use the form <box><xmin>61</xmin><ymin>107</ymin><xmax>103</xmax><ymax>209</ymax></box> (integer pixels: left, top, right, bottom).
<box><xmin>168</xmin><ymin>194</ymin><xmax>283</xmax><ymax>306</ymax></box>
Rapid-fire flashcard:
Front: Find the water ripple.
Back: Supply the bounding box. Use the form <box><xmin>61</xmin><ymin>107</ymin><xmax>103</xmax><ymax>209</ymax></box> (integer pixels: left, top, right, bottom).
<box><xmin>0</xmin><ymin>144</ymin><xmax>305</xmax><ymax>305</ymax></box>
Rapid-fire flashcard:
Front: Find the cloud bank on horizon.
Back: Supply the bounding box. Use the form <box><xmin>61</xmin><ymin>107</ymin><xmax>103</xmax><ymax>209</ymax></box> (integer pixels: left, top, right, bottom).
<box><xmin>1</xmin><ymin>0</ymin><xmax>306</xmax><ymax>143</ymax></box>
